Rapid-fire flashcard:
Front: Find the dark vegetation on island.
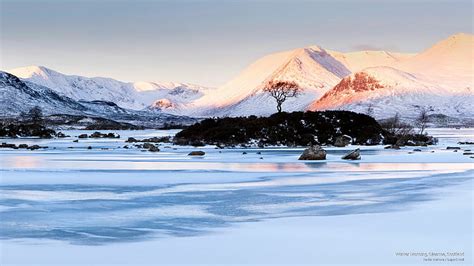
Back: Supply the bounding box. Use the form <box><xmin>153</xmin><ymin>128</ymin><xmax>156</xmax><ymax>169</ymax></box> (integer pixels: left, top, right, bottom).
<box><xmin>1</xmin><ymin>107</ymin><xmax>437</xmax><ymax>150</ymax></box>
<box><xmin>174</xmin><ymin>111</ymin><xmax>436</xmax><ymax>147</ymax></box>
<box><xmin>0</xmin><ymin>107</ymin><xmax>58</xmax><ymax>138</ymax></box>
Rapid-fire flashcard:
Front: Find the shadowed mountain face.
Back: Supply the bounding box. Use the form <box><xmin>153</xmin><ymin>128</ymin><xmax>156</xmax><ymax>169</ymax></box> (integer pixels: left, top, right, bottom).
<box><xmin>0</xmin><ymin>71</ymin><xmax>198</xmax><ymax>128</ymax></box>
<box><xmin>0</xmin><ymin>71</ymin><xmax>87</xmax><ymax>116</ymax></box>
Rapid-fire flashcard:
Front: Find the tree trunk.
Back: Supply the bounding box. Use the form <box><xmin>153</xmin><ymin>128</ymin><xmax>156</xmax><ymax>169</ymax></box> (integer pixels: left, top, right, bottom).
<box><xmin>277</xmin><ymin>103</ymin><xmax>282</xmax><ymax>113</ymax></box>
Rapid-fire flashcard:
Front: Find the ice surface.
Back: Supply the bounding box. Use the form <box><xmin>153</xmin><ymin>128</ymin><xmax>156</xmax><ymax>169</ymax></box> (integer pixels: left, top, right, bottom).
<box><xmin>0</xmin><ymin>128</ymin><xmax>472</xmax><ymax>265</ymax></box>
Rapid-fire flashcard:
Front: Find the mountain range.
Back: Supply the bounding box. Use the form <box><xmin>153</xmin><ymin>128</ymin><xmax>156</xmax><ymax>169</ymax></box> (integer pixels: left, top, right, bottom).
<box><xmin>2</xmin><ymin>33</ymin><xmax>473</xmax><ymax>124</ymax></box>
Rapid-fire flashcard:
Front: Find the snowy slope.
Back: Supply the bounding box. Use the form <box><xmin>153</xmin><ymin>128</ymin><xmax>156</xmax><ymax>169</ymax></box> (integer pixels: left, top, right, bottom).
<box><xmin>186</xmin><ymin>45</ymin><xmax>416</xmax><ymax>117</ymax></box>
<box><xmin>0</xmin><ymin>71</ymin><xmax>87</xmax><ymax>116</ymax></box>
<box><xmin>191</xmin><ymin>46</ymin><xmax>352</xmax><ymax>116</ymax></box>
<box><xmin>0</xmin><ymin>71</ymin><xmax>198</xmax><ymax>127</ymax></box>
<box><xmin>329</xmin><ymin>50</ymin><xmax>415</xmax><ymax>72</ymax></box>
<box><xmin>308</xmin><ymin>67</ymin><xmax>473</xmax><ymax>119</ymax></box>
<box><xmin>8</xmin><ymin>66</ymin><xmax>215</xmax><ymax>110</ymax></box>
<box><xmin>308</xmin><ymin>33</ymin><xmax>474</xmax><ymax>119</ymax></box>
<box><xmin>396</xmin><ymin>32</ymin><xmax>474</xmax><ymax>88</ymax></box>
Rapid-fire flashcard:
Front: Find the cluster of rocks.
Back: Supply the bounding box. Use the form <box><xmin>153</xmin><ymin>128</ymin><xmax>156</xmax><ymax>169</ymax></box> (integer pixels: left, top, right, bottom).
<box><xmin>0</xmin><ymin>123</ymin><xmax>57</xmax><ymax>139</ymax></box>
<box><xmin>78</xmin><ymin>132</ymin><xmax>120</xmax><ymax>139</ymax></box>
<box><xmin>458</xmin><ymin>141</ymin><xmax>474</xmax><ymax>145</ymax></box>
<box><xmin>298</xmin><ymin>145</ymin><xmax>361</xmax><ymax>160</ymax></box>
<box><xmin>122</xmin><ymin>136</ymin><xmax>175</xmax><ymax>152</ymax></box>
<box><xmin>0</xmin><ymin>143</ymin><xmax>47</xmax><ymax>150</ymax></box>
<box><xmin>127</xmin><ymin>142</ymin><xmax>160</xmax><ymax>152</ymax></box>
<box><xmin>126</xmin><ymin>136</ymin><xmax>171</xmax><ymax>143</ymax></box>
<box><xmin>446</xmin><ymin>146</ymin><xmax>474</xmax><ymax>156</ymax></box>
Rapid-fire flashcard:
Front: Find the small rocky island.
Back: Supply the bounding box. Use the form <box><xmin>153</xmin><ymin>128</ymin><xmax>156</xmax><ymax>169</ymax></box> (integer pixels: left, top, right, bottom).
<box><xmin>174</xmin><ymin>111</ymin><xmax>435</xmax><ymax>148</ymax></box>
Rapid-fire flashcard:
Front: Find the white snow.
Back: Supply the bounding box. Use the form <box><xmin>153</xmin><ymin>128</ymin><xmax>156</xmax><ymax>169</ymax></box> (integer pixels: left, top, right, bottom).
<box><xmin>309</xmin><ymin>66</ymin><xmax>474</xmax><ymax>119</ymax></box>
<box><xmin>7</xmin><ymin>66</ymin><xmax>216</xmax><ymax>111</ymax></box>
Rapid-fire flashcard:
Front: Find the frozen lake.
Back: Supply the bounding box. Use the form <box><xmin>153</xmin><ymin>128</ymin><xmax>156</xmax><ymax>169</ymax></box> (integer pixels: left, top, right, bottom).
<box><xmin>0</xmin><ymin>128</ymin><xmax>473</xmax><ymax>265</ymax></box>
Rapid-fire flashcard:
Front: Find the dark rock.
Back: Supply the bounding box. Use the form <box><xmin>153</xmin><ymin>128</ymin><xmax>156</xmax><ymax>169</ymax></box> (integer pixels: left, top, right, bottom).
<box><xmin>188</xmin><ymin>151</ymin><xmax>205</xmax><ymax>156</ymax></box>
<box><xmin>148</xmin><ymin>145</ymin><xmax>160</xmax><ymax>152</ymax></box>
<box><xmin>0</xmin><ymin>143</ymin><xmax>17</xmax><ymax>149</ymax></box>
<box><xmin>342</xmin><ymin>148</ymin><xmax>361</xmax><ymax>160</ymax></box>
<box><xmin>18</xmin><ymin>144</ymin><xmax>28</xmax><ymax>149</ymax></box>
<box><xmin>334</xmin><ymin>135</ymin><xmax>352</xmax><ymax>147</ymax></box>
<box><xmin>126</xmin><ymin>137</ymin><xmax>138</xmax><ymax>143</ymax></box>
<box><xmin>89</xmin><ymin>132</ymin><xmax>119</xmax><ymax>138</ymax></box>
<box><xmin>123</xmin><ymin>145</ymin><xmax>129</xmax><ymax>149</ymax></box>
<box><xmin>142</xmin><ymin>136</ymin><xmax>170</xmax><ymax>143</ymax></box>
<box><xmin>446</xmin><ymin>146</ymin><xmax>461</xmax><ymax>150</ymax></box>
<box><xmin>27</xmin><ymin>145</ymin><xmax>41</xmax><ymax>150</ymax></box>
<box><xmin>78</xmin><ymin>134</ymin><xmax>88</xmax><ymax>139</ymax></box>
<box><xmin>242</xmin><ymin>152</ymin><xmax>247</xmax><ymax>155</ymax></box>
<box><xmin>458</xmin><ymin>141</ymin><xmax>474</xmax><ymax>145</ymax></box>
<box><xmin>413</xmin><ymin>149</ymin><xmax>422</xmax><ymax>152</ymax></box>
<box><xmin>56</xmin><ymin>132</ymin><xmax>68</xmax><ymax>138</ymax></box>
<box><xmin>73</xmin><ymin>139</ymin><xmax>79</xmax><ymax>143</ymax></box>
<box><xmin>87</xmin><ymin>146</ymin><xmax>92</xmax><ymax>149</ymax></box>
<box><xmin>463</xmin><ymin>152</ymin><xmax>474</xmax><ymax>156</ymax></box>
<box><xmin>256</xmin><ymin>151</ymin><xmax>262</xmax><ymax>154</ymax></box>
<box><xmin>298</xmin><ymin>145</ymin><xmax>326</xmax><ymax>160</ymax></box>
<box><xmin>142</xmin><ymin>143</ymin><xmax>155</xmax><ymax>149</ymax></box>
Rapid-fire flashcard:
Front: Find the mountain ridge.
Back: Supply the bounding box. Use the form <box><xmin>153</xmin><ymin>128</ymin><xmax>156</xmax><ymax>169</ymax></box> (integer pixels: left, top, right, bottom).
<box><xmin>4</xmin><ymin>33</ymin><xmax>473</xmax><ymax>121</ymax></box>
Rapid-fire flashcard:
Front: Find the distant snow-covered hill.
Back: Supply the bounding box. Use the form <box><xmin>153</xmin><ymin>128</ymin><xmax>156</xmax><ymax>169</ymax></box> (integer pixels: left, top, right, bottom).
<box><xmin>0</xmin><ymin>71</ymin><xmax>197</xmax><ymax>127</ymax></box>
<box><xmin>0</xmin><ymin>71</ymin><xmax>87</xmax><ymax>116</ymax></box>
<box><xmin>8</xmin><ymin>66</ymin><xmax>215</xmax><ymax>111</ymax></box>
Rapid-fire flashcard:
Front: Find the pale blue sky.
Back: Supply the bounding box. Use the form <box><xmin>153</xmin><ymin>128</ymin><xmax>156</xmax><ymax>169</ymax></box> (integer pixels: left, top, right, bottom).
<box><xmin>1</xmin><ymin>0</ymin><xmax>472</xmax><ymax>86</ymax></box>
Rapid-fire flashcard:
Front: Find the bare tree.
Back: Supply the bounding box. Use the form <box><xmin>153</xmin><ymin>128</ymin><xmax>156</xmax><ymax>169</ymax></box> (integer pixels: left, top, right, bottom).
<box><xmin>416</xmin><ymin>107</ymin><xmax>429</xmax><ymax>135</ymax></box>
<box><xmin>28</xmin><ymin>106</ymin><xmax>43</xmax><ymax>125</ymax></box>
<box><xmin>263</xmin><ymin>81</ymin><xmax>301</xmax><ymax>113</ymax></box>
<box><xmin>380</xmin><ymin>113</ymin><xmax>414</xmax><ymax>136</ymax></box>
<box><xmin>366</xmin><ymin>103</ymin><xmax>374</xmax><ymax>117</ymax></box>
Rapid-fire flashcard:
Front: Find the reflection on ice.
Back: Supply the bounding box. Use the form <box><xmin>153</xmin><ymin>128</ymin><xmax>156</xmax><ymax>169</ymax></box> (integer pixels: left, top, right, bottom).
<box><xmin>0</xmin><ymin>169</ymin><xmax>472</xmax><ymax>245</ymax></box>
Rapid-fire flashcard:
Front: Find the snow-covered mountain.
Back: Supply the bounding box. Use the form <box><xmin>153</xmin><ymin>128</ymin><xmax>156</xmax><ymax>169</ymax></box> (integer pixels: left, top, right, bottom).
<box><xmin>0</xmin><ymin>71</ymin><xmax>198</xmax><ymax>127</ymax></box>
<box><xmin>396</xmin><ymin>32</ymin><xmax>473</xmax><ymax>88</ymax></box>
<box><xmin>186</xmin><ymin>45</ymin><xmax>416</xmax><ymax>117</ymax></box>
<box><xmin>8</xmin><ymin>66</ymin><xmax>215</xmax><ymax>111</ymax></box>
<box><xmin>308</xmin><ymin>67</ymin><xmax>473</xmax><ymax>119</ymax></box>
<box><xmin>308</xmin><ymin>33</ymin><xmax>474</xmax><ymax>119</ymax></box>
<box><xmin>0</xmin><ymin>71</ymin><xmax>87</xmax><ymax>116</ymax></box>
<box><xmin>4</xmin><ymin>33</ymin><xmax>472</xmax><ymax>121</ymax></box>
